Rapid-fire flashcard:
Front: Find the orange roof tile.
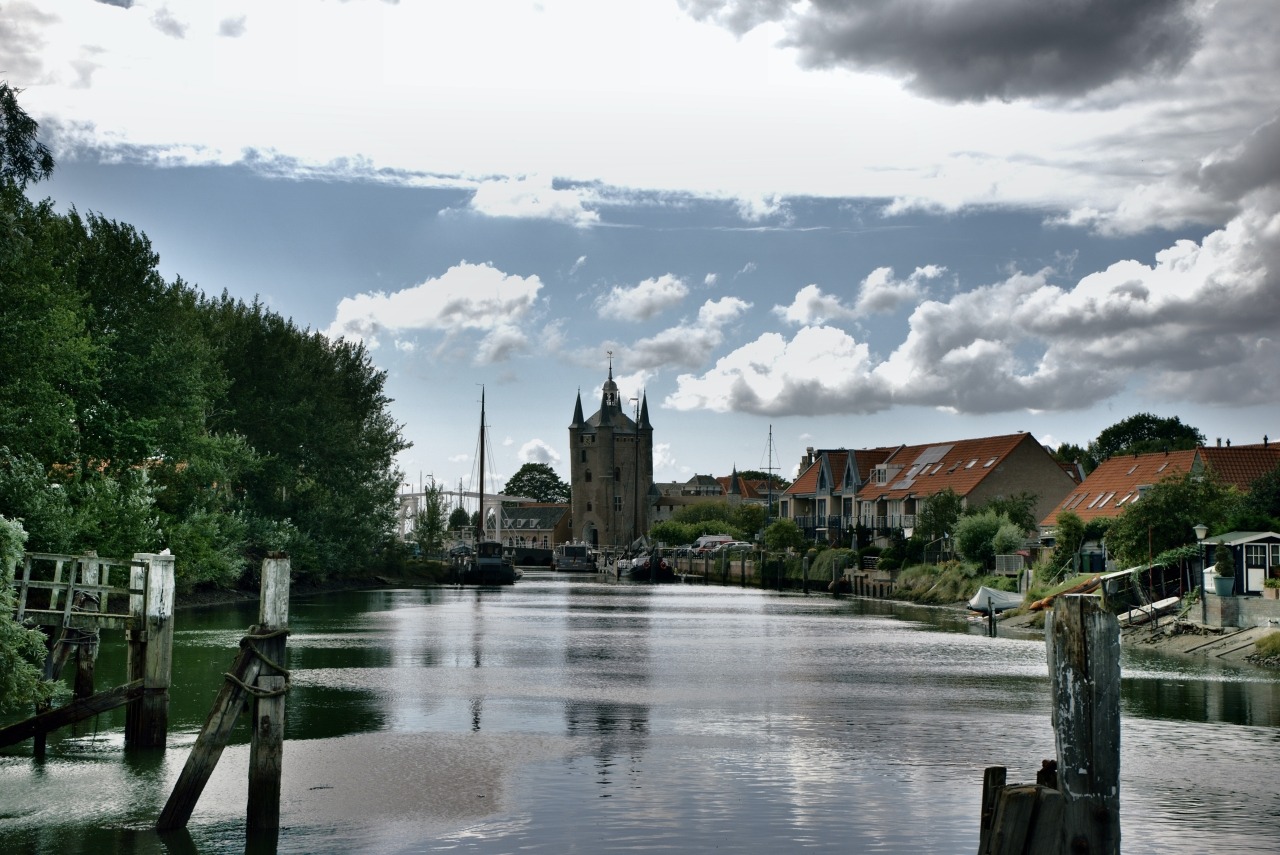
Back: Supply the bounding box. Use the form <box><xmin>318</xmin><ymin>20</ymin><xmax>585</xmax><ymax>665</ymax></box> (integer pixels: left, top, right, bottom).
<box><xmin>1041</xmin><ymin>449</ymin><xmax>1198</xmax><ymax>526</ymax></box>
<box><xmin>1196</xmin><ymin>445</ymin><xmax>1280</xmax><ymax>490</ymax></box>
<box><xmin>857</xmin><ymin>433</ymin><xmax>1038</xmax><ymax>503</ymax></box>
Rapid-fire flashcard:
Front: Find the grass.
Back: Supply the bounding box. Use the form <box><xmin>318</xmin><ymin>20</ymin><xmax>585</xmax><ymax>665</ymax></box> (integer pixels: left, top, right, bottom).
<box><xmin>1256</xmin><ymin>631</ymin><xmax>1280</xmax><ymax>659</ymax></box>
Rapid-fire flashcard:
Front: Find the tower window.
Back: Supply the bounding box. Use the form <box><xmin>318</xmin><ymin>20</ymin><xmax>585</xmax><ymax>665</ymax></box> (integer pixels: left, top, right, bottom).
<box><xmin>586</xmin><ymin>469</ymin><xmax>592</xmax><ymax>482</ymax></box>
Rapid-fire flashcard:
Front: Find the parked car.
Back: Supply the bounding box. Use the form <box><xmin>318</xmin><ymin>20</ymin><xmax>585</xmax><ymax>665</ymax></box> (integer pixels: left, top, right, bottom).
<box><xmin>713</xmin><ymin>541</ymin><xmax>753</xmax><ymax>553</ymax></box>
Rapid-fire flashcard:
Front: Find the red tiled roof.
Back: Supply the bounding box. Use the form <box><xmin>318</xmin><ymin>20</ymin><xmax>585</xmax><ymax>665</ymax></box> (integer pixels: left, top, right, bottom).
<box><xmin>784</xmin><ymin>449</ymin><xmax>851</xmax><ymax>497</ymax></box>
<box><xmin>857</xmin><ymin>433</ymin><xmax>1039</xmax><ymax>502</ymax></box>
<box><xmin>1040</xmin><ymin>449</ymin><xmax>1198</xmax><ymax>526</ymax></box>
<box><xmin>1197</xmin><ymin>445</ymin><xmax>1280</xmax><ymax>490</ymax></box>
<box><xmin>1040</xmin><ymin>445</ymin><xmax>1280</xmax><ymax>528</ymax></box>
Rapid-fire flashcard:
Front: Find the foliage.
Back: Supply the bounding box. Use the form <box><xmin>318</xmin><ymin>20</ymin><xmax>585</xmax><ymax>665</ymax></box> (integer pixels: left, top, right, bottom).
<box><xmin>893</xmin><ymin>560</ymin><xmax>1010</xmax><ymax>606</ymax></box>
<box><xmin>1053</xmin><ymin>510</ymin><xmax>1086</xmax><ymax>561</ymax></box>
<box><xmin>1255</xmin><ymin>631</ymin><xmax>1280</xmax><ymax>659</ymax></box>
<box><xmin>0</xmin><ymin>83</ymin><xmax>410</xmax><ymax>593</ymax></box>
<box><xmin>0</xmin><ymin>82</ymin><xmax>55</xmax><ymax>187</ymax></box>
<box><xmin>412</xmin><ymin>483</ymin><xmax>449</xmax><ymax>555</ymax></box>
<box><xmin>953</xmin><ymin>509</ymin><xmax>1012</xmax><ymax>570</ymax></box>
<box><xmin>763</xmin><ymin>518</ymin><xmax>805</xmax><ymax>552</ymax></box>
<box><xmin>1091</xmin><ymin>412</ymin><xmax>1204</xmax><ymax>462</ymax></box>
<box><xmin>1225</xmin><ymin>462</ymin><xmax>1280</xmax><ymax>532</ymax></box>
<box><xmin>501</xmin><ymin>463</ymin><xmax>570</xmax><ymax>504</ymax></box>
<box><xmin>974</xmin><ymin>492</ymin><xmax>1039</xmax><ymax>535</ymax></box>
<box><xmin>1104</xmin><ymin>472</ymin><xmax>1238</xmax><ymax>567</ymax></box>
<box><xmin>1051</xmin><ymin>441</ymin><xmax>1095</xmax><ymax>474</ymax></box>
<box><xmin>0</xmin><ymin>516</ymin><xmax>53</xmax><ymax>713</ymax></box>
<box><xmin>736</xmin><ymin>469</ymin><xmax>790</xmax><ymax>491</ymax></box>
<box><xmin>916</xmin><ymin>488</ymin><xmax>962</xmax><ymax>544</ymax></box>
<box><xmin>448</xmin><ymin>506</ymin><xmax>471</xmax><ymax>531</ymax></box>
<box><xmin>650</xmin><ymin>520</ymin><xmax>699</xmax><ymax>547</ymax></box>
<box><xmin>992</xmin><ymin>521</ymin><xmax>1025</xmax><ymax>555</ymax></box>
<box><xmin>1213</xmin><ymin>542</ymin><xmax>1235</xmax><ymax>577</ymax></box>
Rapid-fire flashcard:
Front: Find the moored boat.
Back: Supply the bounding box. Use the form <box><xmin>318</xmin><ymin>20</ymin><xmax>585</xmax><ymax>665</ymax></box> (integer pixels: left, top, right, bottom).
<box><xmin>551</xmin><ymin>541</ymin><xmax>597</xmax><ymax>572</ymax></box>
<box><xmin>967</xmin><ymin>585</ymin><xmax>1023</xmax><ymax>614</ymax></box>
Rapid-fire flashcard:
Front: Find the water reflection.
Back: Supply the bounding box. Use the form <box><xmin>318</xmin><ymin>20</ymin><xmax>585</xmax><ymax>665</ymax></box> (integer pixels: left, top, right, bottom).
<box><xmin>4</xmin><ymin>579</ymin><xmax>1280</xmax><ymax>854</ymax></box>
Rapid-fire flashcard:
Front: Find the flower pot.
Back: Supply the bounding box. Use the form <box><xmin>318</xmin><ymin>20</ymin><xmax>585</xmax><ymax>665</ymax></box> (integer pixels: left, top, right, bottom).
<box><xmin>1263</xmin><ymin>586</ymin><xmax>1280</xmax><ymax>600</ymax></box>
<box><xmin>1212</xmin><ymin>574</ymin><xmax>1235</xmax><ymax>597</ymax></box>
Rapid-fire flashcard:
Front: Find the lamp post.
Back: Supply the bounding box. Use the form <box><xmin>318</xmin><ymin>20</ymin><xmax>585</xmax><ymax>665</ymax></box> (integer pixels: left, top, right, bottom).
<box><xmin>1194</xmin><ymin>523</ymin><xmax>1208</xmax><ymax>625</ymax></box>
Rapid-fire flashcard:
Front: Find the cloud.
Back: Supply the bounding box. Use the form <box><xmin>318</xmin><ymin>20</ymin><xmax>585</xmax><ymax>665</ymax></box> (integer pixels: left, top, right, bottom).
<box><xmin>468</xmin><ymin>174</ymin><xmax>600</xmax><ymax>226</ymax></box>
<box><xmin>626</xmin><ymin>296</ymin><xmax>752</xmax><ymax>372</ymax></box>
<box><xmin>151</xmin><ymin>5</ymin><xmax>187</xmax><ymax>39</ymax></box>
<box><xmin>218</xmin><ymin>16</ymin><xmax>247</xmax><ymax>38</ymax></box>
<box><xmin>855</xmin><ymin>265</ymin><xmax>947</xmax><ymax>314</ymax></box>
<box><xmin>670</xmin><ymin>192</ymin><xmax>1280</xmax><ymax>415</ymax></box>
<box><xmin>0</xmin><ymin>3</ymin><xmax>59</xmax><ymax>81</ymax></box>
<box><xmin>518</xmin><ymin>439</ymin><xmax>560</xmax><ymax>465</ymax></box>
<box><xmin>773</xmin><ymin>284</ymin><xmax>858</xmax><ymax>326</ymax></box>
<box><xmin>324</xmin><ymin>262</ymin><xmax>543</xmax><ymax>364</ymax></box>
<box><xmin>680</xmin><ymin>0</ymin><xmax>1203</xmax><ymax>102</ymax></box>
<box><xmin>594</xmin><ymin>274</ymin><xmax>689</xmax><ymax>321</ymax></box>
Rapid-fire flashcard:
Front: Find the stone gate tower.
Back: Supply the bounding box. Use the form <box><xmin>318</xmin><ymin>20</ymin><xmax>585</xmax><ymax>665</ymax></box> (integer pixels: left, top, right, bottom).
<box><xmin>568</xmin><ymin>359</ymin><xmax>654</xmax><ymax>549</ymax></box>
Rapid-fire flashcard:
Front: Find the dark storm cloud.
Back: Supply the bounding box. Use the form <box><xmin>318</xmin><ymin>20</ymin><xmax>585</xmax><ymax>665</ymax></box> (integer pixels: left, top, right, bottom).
<box><xmin>1197</xmin><ymin>113</ymin><xmax>1280</xmax><ymax>201</ymax></box>
<box><xmin>680</xmin><ymin>0</ymin><xmax>1203</xmax><ymax>102</ymax></box>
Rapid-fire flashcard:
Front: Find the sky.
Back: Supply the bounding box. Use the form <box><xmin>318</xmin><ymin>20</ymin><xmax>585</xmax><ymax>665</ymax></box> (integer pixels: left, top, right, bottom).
<box><xmin>5</xmin><ymin>0</ymin><xmax>1279</xmax><ymax>497</ymax></box>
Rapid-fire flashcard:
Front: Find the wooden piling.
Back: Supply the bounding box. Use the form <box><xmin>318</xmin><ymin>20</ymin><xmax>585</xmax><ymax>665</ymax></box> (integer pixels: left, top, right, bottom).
<box><xmin>247</xmin><ymin>556</ymin><xmax>291</xmax><ymax>834</ymax></box>
<box><xmin>157</xmin><ymin>555</ymin><xmax>290</xmax><ymax>832</ymax></box>
<box><xmin>1046</xmin><ymin>594</ymin><xmax>1121</xmax><ymax>855</ymax></box>
<box><xmin>125</xmin><ymin>553</ymin><xmax>176</xmax><ymax>749</ymax></box>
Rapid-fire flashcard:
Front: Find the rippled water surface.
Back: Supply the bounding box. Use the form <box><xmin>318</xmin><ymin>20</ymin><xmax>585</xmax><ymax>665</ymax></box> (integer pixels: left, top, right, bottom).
<box><xmin>4</xmin><ymin>576</ymin><xmax>1279</xmax><ymax>853</ymax></box>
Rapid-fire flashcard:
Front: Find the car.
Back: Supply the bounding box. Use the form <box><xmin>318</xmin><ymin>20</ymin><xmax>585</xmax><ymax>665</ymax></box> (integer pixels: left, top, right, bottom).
<box><xmin>713</xmin><ymin>541</ymin><xmax>753</xmax><ymax>553</ymax></box>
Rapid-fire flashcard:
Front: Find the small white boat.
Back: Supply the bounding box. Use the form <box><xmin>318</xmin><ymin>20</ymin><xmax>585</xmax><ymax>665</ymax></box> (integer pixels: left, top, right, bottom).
<box><xmin>968</xmin><ymin>586</ymin><xmax>1024</xmax><ymax>614</ymax></box>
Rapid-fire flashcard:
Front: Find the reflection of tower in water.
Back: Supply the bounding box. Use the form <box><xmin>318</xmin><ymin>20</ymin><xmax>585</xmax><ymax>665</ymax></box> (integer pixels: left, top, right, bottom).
<box><xmin>561</xmin><ymin>586</ymin><xmax>654</xmax><ymax>793</ymax></box>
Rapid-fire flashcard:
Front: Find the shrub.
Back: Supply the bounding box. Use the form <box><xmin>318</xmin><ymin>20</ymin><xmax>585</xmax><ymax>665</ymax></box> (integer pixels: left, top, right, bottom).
<box><xmin>1256</xmin><ymin>631</ymin><xmax>1280</xmax><ymax>659</ymax></box>
<box><xmin>1</xmin><ymin>516</ymin><xmax>54</xmax><ymax>713</ymax></box>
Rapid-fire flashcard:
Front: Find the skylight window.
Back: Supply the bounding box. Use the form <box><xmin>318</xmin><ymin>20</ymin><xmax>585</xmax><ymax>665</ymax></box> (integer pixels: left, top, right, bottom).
<box><xmin>1127</xmin><ymin>465</ymin><xmax>1137</xmax><ymax>476</ymax></box>
<box><xmin>966</xmin><ymin>459</ymin><xmax>977</xmax><ymax>468</ymax></box>
<box><xmin>984</xmin><ymin>457</ymin><xmax>997</xmax><ymax>467</ymax></box>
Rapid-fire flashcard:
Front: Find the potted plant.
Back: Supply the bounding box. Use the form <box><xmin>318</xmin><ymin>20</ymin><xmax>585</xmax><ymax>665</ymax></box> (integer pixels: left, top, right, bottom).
<box><xmin>1212</xmin><ymin>542</ymin><xmax>1236</xmax><ymax>597</ymax></box>
<box><xmin>1264</xmin><ymin>578</ymin><xmax>1280</xmax><ymax>600</ymax></box>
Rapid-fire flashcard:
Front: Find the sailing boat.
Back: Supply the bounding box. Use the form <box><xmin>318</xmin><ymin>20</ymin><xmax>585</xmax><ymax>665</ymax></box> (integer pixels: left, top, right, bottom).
<box><xmin>461</xmin><ymin>388</ymin><xmax>519</xmax><ymax>585</ymax></box>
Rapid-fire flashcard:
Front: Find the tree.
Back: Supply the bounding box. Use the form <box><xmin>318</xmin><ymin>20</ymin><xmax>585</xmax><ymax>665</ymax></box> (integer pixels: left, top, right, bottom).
<box><xmin>0</xmin><ymin>81</ymin><xmax>55</xmax><ymax>188</ymax></box>
<box><xmin>763</xmin><ymin>518</ymin><xmax>805</xmax><ymax>552</ymax></box>
<box><xmin>916</xmin><ymin>488</ymin><xmax>963</xmax><ymax>544</ymax></box>
<box><xmin>1104</xmin><ymin>471</ymin><xmax>1238</xmax><ymax>567</ymax></box>
<box><xmin>954</xmin><ymin>509</ymin><xmax>1011</xmax><ymax>570</ymax></box>
<box><xmin>975</xmin><ymin>492</ymin><xmax>1039</xmax><ymax>535</ymax></box>
<box><xmin>412</xmin><ymin>483</ymin><xmax>448</xmax><ymax>555</ymax></box>
<box><xmin>1</xmin><ymin>516</ymin><xmax>53</xmax><ymax>713</ymax></box>
<box><xmin>501</xmin><ymin>463</ymin><xmax>570</xmax><ymax>504</ymax></box>
<box><xmin>1090</xmin><ymin>413</ymin><xmax>1204</xmax><ymax>462</ymax></box>
<box><xmin>448</xmin><ymin>506</ymin><xmax>471</xmax><ymax>531</ymax></box>
<box><xmin>1053</xmin><ymin>510</ymin><xmax>1086</xmax><ymax>563</ymax></box>
<box><xmin>1051</xmin><ymin>442</ymin><xmax>1096</xmax><ymax>474</ymax></box>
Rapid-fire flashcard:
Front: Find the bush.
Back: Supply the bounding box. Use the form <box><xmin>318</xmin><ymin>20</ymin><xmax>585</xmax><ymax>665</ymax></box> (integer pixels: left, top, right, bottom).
<box><xmin>1</xmin><ymin>516</ymin><xmax>54</xmax><ymax>713</ymax></box>
<box><xmin>1255</xmin><ymin>631</ymin><xmax>1280</xmax><ymax>659</ymax></box>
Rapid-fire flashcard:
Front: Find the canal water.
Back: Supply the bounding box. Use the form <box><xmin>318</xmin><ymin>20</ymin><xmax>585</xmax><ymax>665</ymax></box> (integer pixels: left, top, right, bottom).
<box><xmin>3</xmin><ymin>575</ymin><xmax>1279</xmax><ymax>854</ymax></box>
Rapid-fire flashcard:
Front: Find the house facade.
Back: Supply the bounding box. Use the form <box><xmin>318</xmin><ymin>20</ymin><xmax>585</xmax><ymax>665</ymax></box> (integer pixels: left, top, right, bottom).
<box><xmin>781</xmin><ymin>447</ymin><xmax>897</xmax><ymax>545</ymax></box>
<box><xmin>856</xmin><ymin>432</ymin><xmax>1078</xmax><ymax>545</ymax></box>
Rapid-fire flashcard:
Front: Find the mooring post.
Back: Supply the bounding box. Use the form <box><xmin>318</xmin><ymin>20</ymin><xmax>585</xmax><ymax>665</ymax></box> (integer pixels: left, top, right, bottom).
<box><xmin>247</xmin><ymin>554</ymin><xmax>291</xmax><ymax>835</ymax></box>
<box><xmin>1046</xmin><ymin>594</ymin><xmax>1121</xmax><ymax>855</ymax></box>
<box><xmin>126</xmin><ymin>553</ymin><xmax>176</xmax><ymax>749</ymax></box>
<box><xmin>73</xmin><ymin>553</ymin><xmax>103</xmax><ymax>701</ymax></box>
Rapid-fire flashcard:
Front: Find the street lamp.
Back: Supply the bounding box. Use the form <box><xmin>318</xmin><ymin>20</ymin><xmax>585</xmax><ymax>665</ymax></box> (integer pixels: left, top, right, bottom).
<box><xmin>1195</xmin><ymin>523</ymin><xmax>1208</xmax><ymax>625</ymax></box>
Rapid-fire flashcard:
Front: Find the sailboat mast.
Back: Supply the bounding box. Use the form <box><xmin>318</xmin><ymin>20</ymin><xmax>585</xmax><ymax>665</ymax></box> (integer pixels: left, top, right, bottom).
<box><xmin>479</xmin><ymin>386</ymin><xmax>485</xmax><ymax>540</ymax></box>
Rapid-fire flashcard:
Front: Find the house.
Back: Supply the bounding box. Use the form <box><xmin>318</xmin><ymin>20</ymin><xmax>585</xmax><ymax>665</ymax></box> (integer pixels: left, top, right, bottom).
<box><xmin>1201</xmin><ymin>531</ymin><xmax>1280</xmax><ymax>596</ymax></box>
<box><xmin>782</xmin><ymin>446</ymin><xmax>897</xmax><ymax>545</ymax></box>
<box><xmin>497</xmin><ymin>503</ymin><xmax>572</xmax><ymax>550</ymax></box>
<box><xmin>650</xmin><ymin>469</ymin><xmax>780</xmax><ymax>525</ymax></box>
<box><xmin>856</xmin><ymin>432</ymin><xmax>1078</xmax><ymax>546</ymax></box>
<box><xmin>1038</xmin><ymin>442</ymin><xmax>1280</xmax><ymax>531</ymax></box>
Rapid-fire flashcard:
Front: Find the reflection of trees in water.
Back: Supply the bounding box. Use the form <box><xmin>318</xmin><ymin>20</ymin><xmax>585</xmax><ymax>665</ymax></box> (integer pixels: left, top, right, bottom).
<box><xmin>1123</xmin><ymin>670</ymin><xmax>1280</xmax><ymax>726</ymax></box>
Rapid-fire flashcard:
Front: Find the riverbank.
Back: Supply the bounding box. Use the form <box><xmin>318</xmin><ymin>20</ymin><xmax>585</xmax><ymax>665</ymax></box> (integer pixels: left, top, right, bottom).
<box><xmin>176</xmin><ymin>562</ymin><xmax>447</xmax><ymax>610</ymax></box>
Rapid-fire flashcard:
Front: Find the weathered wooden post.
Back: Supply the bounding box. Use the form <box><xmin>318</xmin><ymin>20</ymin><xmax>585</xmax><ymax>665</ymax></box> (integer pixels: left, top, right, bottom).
<box><xmin>125</xmin><ymin>553</ymin><xmax>175</xmax><ymax>749</ymax></box>
<box><xmin>1046</xmin><ymin>594</ymin><xmax>1121</xmax><ymax>855</ymax></box>
<box><xmin>158</xmin><ymin>554</ymin><xmax>290</xmax><ymax>833</ymax></box>
<box><xmin>802</xmin><ymin>554</ymin><xmax>809</xmax><ymax>594</ymax></box>
<box><xmin>73</xmin><ymin>553</ymin><xmax>103</xmax><ymax>700</ymax></box>
<box><xmin>247</xmin><ymin>555</ymin><xmax>291</xmax><ymax>835</ymax></box>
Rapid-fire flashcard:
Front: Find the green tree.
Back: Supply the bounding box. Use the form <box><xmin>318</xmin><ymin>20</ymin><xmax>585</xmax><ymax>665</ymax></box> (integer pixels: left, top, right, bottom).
<box><xmin>1090</xmin><ymin>413</ymin><xmax>1204</xmax><ymax>462</ymax></box>
<box><xmin>650</xmin><ymin>520</ymin><xmax>698</xmax><ymax>548</ymax></box>
<box><xmin>954</xmin><ymin>509</ymin><xmax>1011</xmax><ymax>570</ymax></box>
<box><xmin>0</xmin><ymin>81</ymin><xmax>54</xmax><ymax>187</ymax></box>
<box><xmin>1051</xmin><ymin>442</ymin><xmax>1096</xmax><ymax>474</ymax></box>
<box><xmin>1</xmin><ymin>516</ymin><xmax>53</xmax><ymax>713</ymax></box>
<box><xmin>975</xmin><ymin>492</ymin><xmax>1039</xmax><ymax>534</ymax></box>
<box><xmin>502</xmin><ymin>463</ymin><xmax>570</xmax><ymax>504</ymax></box>
<box><xmin>763</xmin><ymin>518</ymin><xmax>805</xmax><ymax>552</ymax></box>
<box><xmin>412</xmin><ymin>483</ymin><xmax>449</xmax><ymax>555</ymax></box>
<box><xmin>916</xmin><ymin>488</ymin><xmax>963</xmax><ymax>544</ymax></box>
<box><xmin>1053</xmin><ymin>510</ymin><xmax>1086</xmax><ymax>563</ymax></box>
<box><xmin>448</xmin><ymin>506</ymin><xmax>471</xmax><ymax>531</ymax></box>
<box><xmin>1104</xmin><ymin>472</ymin><xmax>1238</xmax><ymax>567</ymax></box>
<box><xmin>730</xmin><ymin>503</ymin><xmax>766</xmax><ymax>539</ymax></box>
<box><xmin>1226</xmin><ymin>463</ymin><xmax>1280</xmax><ymax>532</ymax></box>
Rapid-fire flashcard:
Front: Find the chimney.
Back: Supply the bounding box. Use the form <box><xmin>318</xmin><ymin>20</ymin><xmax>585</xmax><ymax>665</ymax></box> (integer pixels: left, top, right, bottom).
<box><xmin>1216</xmin><ymin>438</ymin><xmax>1222</xmax><ymax>447</ymax></box>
